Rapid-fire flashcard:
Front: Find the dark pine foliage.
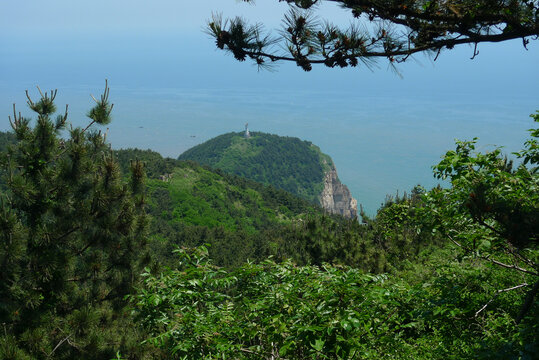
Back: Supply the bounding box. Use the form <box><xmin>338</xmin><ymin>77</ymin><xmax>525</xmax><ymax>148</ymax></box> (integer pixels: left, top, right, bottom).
<box><xmin>0</xmin><ymin>85</ymin><xmax>151</xmax><ymax>359</ymax></box>
<box><xmin>208</xmin><ymin>1</ymin><xmax>539</xmax><ymax>71</ymax></box>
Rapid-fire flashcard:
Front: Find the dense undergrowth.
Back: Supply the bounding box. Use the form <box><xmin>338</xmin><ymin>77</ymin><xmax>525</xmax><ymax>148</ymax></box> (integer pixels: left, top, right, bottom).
<box><xmin>0</xmin><ymin>89</ymin><xmax>537</xmax><ymax>359</ymax></box>
<box><xmin>131</xmin><ymin>246</ymin><xmax>537</xmax><ymax>360</ymax></box>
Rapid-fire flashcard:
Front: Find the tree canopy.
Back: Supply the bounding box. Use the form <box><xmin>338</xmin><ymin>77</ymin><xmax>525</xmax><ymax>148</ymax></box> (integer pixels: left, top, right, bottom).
<box><xmin>207</xmin><ymin>0</ymin><xmax>539</xmax><ymax>71</ymax></box>
<box><xmin>1</xmin><ymin>87</ymin><xmax>537</xmax><ymax>358</ymax></box>
<box><xmin>178</xmin><ymin>132</ymin><xmax>333</xmax><ymax>204</ymax></box>
<box><xmin>0</xmin><ymin>83</ymin><xmax>151</xmax><ymax>358</ymax></box>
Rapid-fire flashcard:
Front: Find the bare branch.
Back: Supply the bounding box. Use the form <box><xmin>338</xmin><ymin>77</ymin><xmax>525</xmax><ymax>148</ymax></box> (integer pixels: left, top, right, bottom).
<box><xmin>470</xmin><ymin>43</ymin><xmax>479</xmax><ymax>60</ymax></box>
<box><xmin>36</xmin><ymin>85</ymin><xmax>45</xmax><ymax>99</ymax></box>
<box><xmin>9</xmin><ymin>105</ymin><xmax>17</xmax><ymax>130</ymax></box>
<box><xmin>484</xmin><ymin>257</ymin><xmax>539</xmax><ymax>277</ymax></box>
<box><xmin>49</xmin><ymin>334</ymin><xmax>71</xmax><ymax>357</ymax></box>
<box><xmin>500</xmin><ymin>243</ymin><xmax>538</xmax><ymax>270</ymax></box>
<box><xmin>25</xmin><ymin>90</ymin><xmax>34</xmax><ymax>107</ymax></box>
<box><xmin>447</xmin><ymin>234</ymin><xmax>467</xmax><ymax>250</ymax></box>
<box><xmin>55</xmin><ymin>227</ymin><xmax>80</xmax><ymax>244</ymax></box>
<box><xmin>83</xmin><ymin>120</ymin><xmax>96</xmax><ymax>133</ymax></box>
<box><xmin>433</xmin><ymin>47</ymin><xmax>442</xmax><ymax>61</ymax></box>
<box><xmin>447</xmin><ymin>235</ymin><xmax>539</xmax><ymax>276</ymax></box>
<box><xmin>475</xmin><ymin>283</ymin><xmax>529</xmax><ymax>317</ymax></box>
<box><xmin>62</xmin><ymin>104</ymin><xmax>69</xmax><ymax>124</ymax></box>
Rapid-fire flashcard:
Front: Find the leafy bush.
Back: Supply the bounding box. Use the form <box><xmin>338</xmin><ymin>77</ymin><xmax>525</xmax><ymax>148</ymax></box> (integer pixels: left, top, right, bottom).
<box><xmin>424</xmin><ymin>112</ymin><xmax>538</xmax><ymax>324</ymax></box>
<box><xmin>132</xmin><ymin>246</ymin><xmax>537</xmax><ymax>359</ymax></box>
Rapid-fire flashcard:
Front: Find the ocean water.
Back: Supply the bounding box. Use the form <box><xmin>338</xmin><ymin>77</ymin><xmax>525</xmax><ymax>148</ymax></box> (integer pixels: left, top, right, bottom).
<box><xmin>1</xmin><ymin>33</ymin><xmax>537</xmax><ymax>215</ymax></box>
<box><xmin>1</xmin><ymin>84</ymin><xmax>535</xmax><ymax>216</ymax></box>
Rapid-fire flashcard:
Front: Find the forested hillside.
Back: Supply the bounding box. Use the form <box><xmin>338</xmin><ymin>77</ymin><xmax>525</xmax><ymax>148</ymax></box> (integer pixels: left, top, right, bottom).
<box><xmin>178</xmin><ymin>132</ymin><xmax>334</xmax><ymax>204</ymax></box>
<box><xmin>133</xmin><ymin>113</ymin><xmax>539</xmax><ymax>359</ymax></box>
<box><xmin>113</xmin><ymin>148</ymin><xmax>409</xmax><ymax>270</ymax></box>
<box><xmin>0</xmin><ymin>95</ymin><xmax>537</xmax><ymax>359</ymax></box>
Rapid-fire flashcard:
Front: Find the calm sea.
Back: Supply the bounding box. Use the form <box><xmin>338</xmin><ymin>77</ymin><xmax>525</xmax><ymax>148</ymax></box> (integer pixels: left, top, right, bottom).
<box><xmin>1</xmin><ymin>33</ymin><xmax>536</xmax><ymax>215</ymax></box>
<box><xmin>1</xmin><ymin>84</ymin><xmax>535</xmax><ymax>215</ymax></box>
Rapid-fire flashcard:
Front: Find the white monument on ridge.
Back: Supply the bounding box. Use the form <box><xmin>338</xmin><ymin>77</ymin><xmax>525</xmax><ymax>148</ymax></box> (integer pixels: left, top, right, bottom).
<box><xmin>244</xmin><ymin>123</ymin><xmax>251</xmax><ymax>138</ymax></box>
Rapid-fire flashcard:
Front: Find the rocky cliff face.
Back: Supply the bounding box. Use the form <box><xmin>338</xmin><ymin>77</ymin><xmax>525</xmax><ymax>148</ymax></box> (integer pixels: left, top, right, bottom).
<box><xmin>319</xmin><ymin>167</ymin><xmax>358</xmax><ymax>219</ymax></box>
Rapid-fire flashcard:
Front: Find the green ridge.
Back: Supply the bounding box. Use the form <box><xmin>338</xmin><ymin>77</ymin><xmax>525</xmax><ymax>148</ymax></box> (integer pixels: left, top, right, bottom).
<box><xmin>178</xmin><ymin>131</ymin><xmax>335</xmax><ymax>204</ymax></box>
<box><xmin>113</xmin><ymin>148</ymin><xmax>319</xmax><ymax>231</ymax></box>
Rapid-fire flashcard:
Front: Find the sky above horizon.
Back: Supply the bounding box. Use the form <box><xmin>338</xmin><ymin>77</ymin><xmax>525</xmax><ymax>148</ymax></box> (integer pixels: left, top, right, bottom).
<box><xmin>2</xmin><ymin>0</ymin><xmax>538</xmax><ymax>93</ymax></box>
<box><xmin>1</xmin><ymin>1</ymin><xmax>538</xmax><ymax>213</ymax></box>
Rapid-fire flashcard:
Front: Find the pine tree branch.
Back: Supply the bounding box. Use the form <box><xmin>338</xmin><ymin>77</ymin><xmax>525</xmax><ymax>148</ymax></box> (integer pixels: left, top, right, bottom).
<box><xmin>55</xmin><ymin>227</ymin><xmax>80</xmax><ymax>244</ymax></box>
<box><xmin>213</xmin><ymin>1</ymin><xmax>539</xmax><ymax>70</ymax></box>
<box><xmin>244</xmin><ymin>28</ymin><xmax>535</xmax><ymax>57</ymax></box>
<box><xmin>323</xmin><ymin>0</ymin><xmax>536</xmax><ymax>25</ymax></box>
<box><xmin>49</xmin><ymin>334</ymin><xmax>71</xmax><ymax>358</ymax></box>
<box><xmin>76</xmin><ymin>242</ymin><xmax>93</xmax><ymax>256</ymax></box>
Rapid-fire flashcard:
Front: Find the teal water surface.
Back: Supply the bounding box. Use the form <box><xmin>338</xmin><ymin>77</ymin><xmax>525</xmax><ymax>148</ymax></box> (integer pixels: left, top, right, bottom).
<box><xmin>1</xmin><ymin>84</ymin><xmax>534</xmax><ymax>215</ymax></box>
<box><xmin>1</xmin><ymin>33</ymin><xmax>537</xmax><ymax>215</ymax></box>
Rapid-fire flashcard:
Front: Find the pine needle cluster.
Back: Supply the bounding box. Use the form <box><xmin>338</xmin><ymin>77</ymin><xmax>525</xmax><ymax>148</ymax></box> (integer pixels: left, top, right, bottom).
<box><xmin>0</xmin><ymin>83</ymin><xmax>150</xmax><ymax>358</ymax></box>
<box><xmin>208</xmin><ymin>0</ymin><xmax>539</xmax><ymax>71</ymax></box>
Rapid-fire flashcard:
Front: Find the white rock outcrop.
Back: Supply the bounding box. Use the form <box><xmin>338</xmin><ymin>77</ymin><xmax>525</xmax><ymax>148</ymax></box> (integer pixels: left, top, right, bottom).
<box><xmin>319</xmin><ymin>167</ymin><xmax>358</xmax><ymax>219</ymax></box>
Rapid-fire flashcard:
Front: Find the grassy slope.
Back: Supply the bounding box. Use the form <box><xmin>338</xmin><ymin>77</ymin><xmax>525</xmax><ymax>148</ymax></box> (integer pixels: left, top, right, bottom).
<box><xmin>146</xmin><ymin>162</ymin><xmax>316</xmax><ymax>234</ymax></box>
<box><xmin>112</xmin><ymin>148</ymin><xmax>335</xmax><ymax>268</ymax></box>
